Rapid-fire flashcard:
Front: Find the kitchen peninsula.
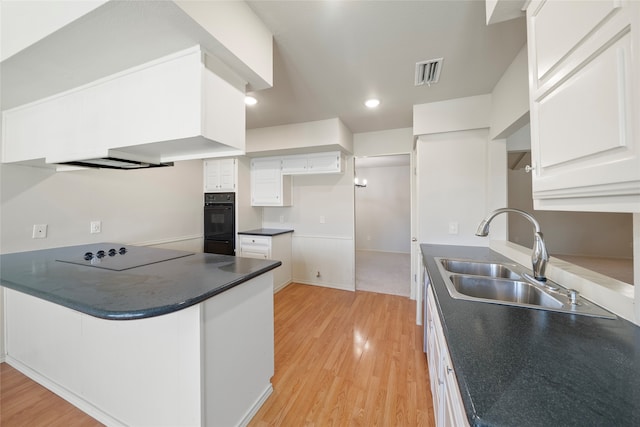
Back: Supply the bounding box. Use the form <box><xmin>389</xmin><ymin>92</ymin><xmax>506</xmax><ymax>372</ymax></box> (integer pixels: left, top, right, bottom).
<box><xmin>0</xmin><ymin>243</ymin><xmax>281</xmax><ymax>427</ymax></box>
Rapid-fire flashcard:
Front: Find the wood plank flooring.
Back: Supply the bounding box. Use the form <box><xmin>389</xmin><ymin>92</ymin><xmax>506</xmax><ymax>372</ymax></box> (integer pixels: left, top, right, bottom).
<box><xmin>249</xmin><ymin>284</ymin><xmax>434</xmax><ymax>426</ymax></box>
<box><xmin>0</xmin><ymin>362</ymin><xmax>103</xmax><ymax>426</ymax></box>
<box><xmin>0</xmin><ymin>284</ymin><xmax>434</xmax><ymax>426</ymax></box>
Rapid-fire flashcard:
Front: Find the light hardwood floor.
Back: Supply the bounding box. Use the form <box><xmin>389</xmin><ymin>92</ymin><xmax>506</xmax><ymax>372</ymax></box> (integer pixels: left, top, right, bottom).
<box><xmin>249</xmin><ymin>284</ymin><xmax>433</xmax><ymax>426</ymax></box>
<box><xmin>0</xmin><ymin>362</ymin><xmax>103</xmax><ymax>426</ymax></box>
<box><xmin>0</xmin><ymin>284</ymin><xmax>434</xmax><ymax>426</ymax></box>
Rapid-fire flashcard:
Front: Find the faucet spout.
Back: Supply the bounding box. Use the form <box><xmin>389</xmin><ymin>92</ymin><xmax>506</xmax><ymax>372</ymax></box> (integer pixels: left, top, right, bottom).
<box><xmin>475</xmin><ymin>208</ymin><xmax>549</xmax><ymax>281</ymax></box>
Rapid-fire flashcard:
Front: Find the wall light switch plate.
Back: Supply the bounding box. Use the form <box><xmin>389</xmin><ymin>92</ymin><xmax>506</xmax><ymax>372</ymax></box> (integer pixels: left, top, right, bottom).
<box><xmin>448</xmin><ymin>221</ymin><xmax>459</xmax><ymax>235</ymax></box>
<box><xmin>90</xmin><ymin>220</ymin><xmax>102</xmax><ymax>234</ymax></box>
<box><xmin>32</xmin><ymin>224</ymin><xmax>47</xmax><ymax>239</ymax></box>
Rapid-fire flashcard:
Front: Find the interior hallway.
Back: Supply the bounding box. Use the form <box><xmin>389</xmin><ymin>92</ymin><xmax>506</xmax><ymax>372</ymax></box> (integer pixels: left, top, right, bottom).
<box><xmin>355</xmin><ymin>250</ymin><xmax>411</xmax><ymax>297</ymax></box>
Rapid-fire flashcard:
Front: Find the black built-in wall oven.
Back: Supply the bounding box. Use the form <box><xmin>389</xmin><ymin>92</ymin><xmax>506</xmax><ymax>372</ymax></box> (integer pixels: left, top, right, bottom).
<box><xmin>204</xmin><ymin>193</ymin><xmax>235</xmax><ymax>255</ymax></box>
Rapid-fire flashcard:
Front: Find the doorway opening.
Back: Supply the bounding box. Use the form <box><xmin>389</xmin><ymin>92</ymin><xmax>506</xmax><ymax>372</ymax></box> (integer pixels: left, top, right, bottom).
<box><xmin>354</xmin><ymin>154</ymin><xmax>411</xmax><ymax>296</ymax></box>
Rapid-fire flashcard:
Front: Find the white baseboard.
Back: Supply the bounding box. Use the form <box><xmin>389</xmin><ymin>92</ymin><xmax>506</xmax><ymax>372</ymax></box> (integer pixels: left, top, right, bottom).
<box><xmin>274</xmin><ymin>280</ymin><xmax>292</xmax><ymax>293</ymax></box>
<box><xmin>5</xmin><ymin>356</ymin><xmax>125</xmax><ymax>426</ymax></box>
<box><xmin>293</xmin><ymin>280</ymin><xmax>355</xmax><ymax>292</ymax></box>
<box><xmin>238</xmin><ymin>383</ymin><xmax>273</xmax><ymax>427</ymax></box>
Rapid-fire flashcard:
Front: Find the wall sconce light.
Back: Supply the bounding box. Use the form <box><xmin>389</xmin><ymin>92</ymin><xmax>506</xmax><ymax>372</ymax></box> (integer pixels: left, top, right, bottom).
<box><xmin>354</xmin><ymin>177</ymin><xmax>367</xmax><ymax>188</ymax></box>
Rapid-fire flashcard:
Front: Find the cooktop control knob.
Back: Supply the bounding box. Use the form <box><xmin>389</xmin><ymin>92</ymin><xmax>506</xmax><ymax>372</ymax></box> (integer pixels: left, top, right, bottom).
<box><xmin>96</xmin><ymin>250</ymin><xmax>106</xmax><ymax>259</ymax></box>
<box><xmin>84</xmin><ymin>252</ymin><xmax>93</xmax><ymax>261</ymax></box>
<box><xmin>119</xmin><ymin>247</ymin><xmax>127</xmax><ymax>255</ymax></box>
<box><xmin>108</xmin><ymin>248</ymin><xmax>117</xmax><ymax>257</ymax></box>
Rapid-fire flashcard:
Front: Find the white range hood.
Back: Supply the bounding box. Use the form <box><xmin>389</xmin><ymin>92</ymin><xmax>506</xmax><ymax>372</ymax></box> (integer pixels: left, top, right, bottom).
<box><xmin>3</xmin><ymin>46</ymin><xmax>246</xmax><ymax>169</ymax></box>
<box><xmin>0</xmin><ymin>1</ymin><xmax>273</xmax><ymax>170</ymax></box>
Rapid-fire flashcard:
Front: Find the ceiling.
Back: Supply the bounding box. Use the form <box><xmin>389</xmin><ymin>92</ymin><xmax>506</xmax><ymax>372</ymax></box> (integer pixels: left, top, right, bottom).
<box><xmin>0</xmin><ymin>1</ymin><xmax>527</xmax><ymax>137</ymax></box>
<box><xmin>244</xmin><ymin>1</ymin><xmax>527</xmax><ymax>134</ymax></box>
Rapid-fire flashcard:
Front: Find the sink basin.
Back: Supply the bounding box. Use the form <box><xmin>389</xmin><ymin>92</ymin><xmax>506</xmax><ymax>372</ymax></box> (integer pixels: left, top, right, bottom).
<box><xmin>449</xmin><ymin>275</ymin><xmax>563</xmax><ymax>308</ymax></box>
<box><xmin>440</xmin><ymin>259</ymin><xmax>520</xmax><ymax>279</ymax></box>
<box><xmin>433</xmin><ymin>257</ymin><xmax>615</xmax><ymax>319</ymax></box>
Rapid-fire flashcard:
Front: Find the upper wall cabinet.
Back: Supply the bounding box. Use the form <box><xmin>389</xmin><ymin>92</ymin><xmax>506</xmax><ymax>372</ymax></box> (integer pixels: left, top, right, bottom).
<box><xmin>204</xmin><ymin>158</ymin><xmax>236</xmax><ymax>192</ymax></box>
<box><xmin>526</xmin><ymin>0</ymin><xmax>640</xmax><ymax>212</ymax></box>
<box><xmin>250</xmin><ymin>157</ymin><xmax>292</xmax><ymax>207</ymax></box>
<box><xmin>281</xmin><ymin>152</ymin><xmax>344</xmax><ymax>175</ymax></box>
<box><xmin>250</xmin><ymin>151</ymin><xmax>343</xmax><ymax>206</ymax></box>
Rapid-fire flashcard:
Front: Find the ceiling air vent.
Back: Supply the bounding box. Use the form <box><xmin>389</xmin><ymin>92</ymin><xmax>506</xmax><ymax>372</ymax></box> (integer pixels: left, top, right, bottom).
<box><xmin>415</xmin><ymin>58</ymin><xmax>443</xmax><ymax>86</ymax></box>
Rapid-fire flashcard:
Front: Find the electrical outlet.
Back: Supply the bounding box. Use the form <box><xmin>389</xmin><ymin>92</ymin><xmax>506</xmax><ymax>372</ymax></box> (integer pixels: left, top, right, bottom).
<box><xmin>32</xmin><ymin>224</ymin><xmax>47</xmax><ymax>239</ymax></box>
<box><xmin>90</xmin><ymin>220</ymin><xmax>102</xmax><ymax>234</ymax></box>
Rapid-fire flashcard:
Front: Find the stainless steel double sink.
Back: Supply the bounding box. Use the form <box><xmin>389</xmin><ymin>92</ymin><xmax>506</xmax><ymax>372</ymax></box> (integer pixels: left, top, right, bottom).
<box><xmin>435</xmin><ymin>258</ymin><xmax>615</xmax><ymax>319</ymax></box>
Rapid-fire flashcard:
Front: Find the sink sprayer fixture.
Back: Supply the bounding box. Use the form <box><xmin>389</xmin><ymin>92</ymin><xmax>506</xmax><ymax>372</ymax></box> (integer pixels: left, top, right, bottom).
<box><xmin>475</xmin><ymin>208</ymin><xmax>549</xmax><ymax>281</ymax></box>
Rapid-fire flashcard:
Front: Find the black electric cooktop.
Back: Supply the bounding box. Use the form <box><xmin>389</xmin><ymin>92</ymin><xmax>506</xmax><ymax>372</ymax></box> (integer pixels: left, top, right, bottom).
<box><xmin>56</xmin><ymin>244</ymin><xmax>194</xmax><ymax>271</ymax></box>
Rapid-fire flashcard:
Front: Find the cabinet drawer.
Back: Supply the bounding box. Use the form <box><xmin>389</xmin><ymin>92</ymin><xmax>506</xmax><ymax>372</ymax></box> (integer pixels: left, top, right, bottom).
<box><xmin>240</xmin><ymin>236</ymin><xmax>270</xmax><ymax>248</ymax></box>
<box><xmin>240</xmin><ymin>250</ymin><xmax>268</xmax><ymax>259</ymax></box>
<box><xmin>530</xmin><ymin>0</ymin><xmax>619</xmax><ymax>82</ymax></box>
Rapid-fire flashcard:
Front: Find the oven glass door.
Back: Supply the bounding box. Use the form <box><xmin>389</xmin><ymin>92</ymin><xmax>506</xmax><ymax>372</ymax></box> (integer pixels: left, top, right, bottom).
<box><xmin>204</xmin><ymin>204</ymin><xmax>234</xmax><ymax>240</ymax></box>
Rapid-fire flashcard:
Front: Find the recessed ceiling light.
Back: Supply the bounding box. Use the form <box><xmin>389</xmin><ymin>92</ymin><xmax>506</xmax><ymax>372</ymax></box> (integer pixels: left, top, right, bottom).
<box><xmin>245</xmin><ymin>96</ymin><xmax>258</xmax><ymax>106</ymax></box>
<box><xmin>364</xmin><ymin>99</ymin><xmax>380</xmax><ymax>108</ymax></box>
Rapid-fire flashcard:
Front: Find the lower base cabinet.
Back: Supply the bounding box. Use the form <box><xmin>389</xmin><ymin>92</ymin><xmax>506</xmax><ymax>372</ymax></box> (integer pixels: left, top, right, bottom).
<box><xmin>238</xmin><ymin>233</ymin><xmax>292</xmax><ymax>292</ymax></box>
<box><xmin>425</xmin><ymin>281</ymin><xmax>469</xmax><ymax>427</ymax></box>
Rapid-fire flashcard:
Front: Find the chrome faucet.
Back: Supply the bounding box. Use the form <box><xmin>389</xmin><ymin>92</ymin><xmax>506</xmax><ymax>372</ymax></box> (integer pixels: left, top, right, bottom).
<box><xmin>475</xmin><ymin>208</ymin><xmax>549</xmax><ymax>281</ymax></box>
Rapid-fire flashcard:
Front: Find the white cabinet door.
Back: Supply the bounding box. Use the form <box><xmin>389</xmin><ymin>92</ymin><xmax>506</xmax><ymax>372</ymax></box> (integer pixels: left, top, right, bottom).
<box><xmin>250</xmin><ymin>157</ymin><xmax>292</xmax><ymax>206</ymax></box>
<box><xmin>281</xmin><ymin>155</ymin><xmax>308</xmax><ymax>174</ymax></box>
<box><xmin>425</xmin><ymin>286</ymin><xmax>469</xmax><ymax>427</ymax></box>
<box><xmin>279</xmin><ymin>152</ymin><xmax>343</xmax><ymax>175</ymax></box>
<box><xmin>204</xmin><ymin>159</ymin><xmax>236</xmax><ymax>192</ymax></box>
<box><xmin>527</xmin><ymin>0</ymin><xmax>640</xmax><ymax>212</ymax></box>
<box><xmin>307</xmin><ymin>152</ymin><xmax>343</xmax><ymax>174</ymax></box>
<box><xmin>219</xmin><ymin>159</ymin><xmax>236</xmax><ymax>191</ymax></box>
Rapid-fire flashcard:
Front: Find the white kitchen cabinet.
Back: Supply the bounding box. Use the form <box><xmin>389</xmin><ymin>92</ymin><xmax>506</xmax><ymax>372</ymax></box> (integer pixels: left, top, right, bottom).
<box><xmin>281</xmin><ymin>155</ymin><xmax>309</xmax><ymax>174</ymax></box>
<box><xmin>204</xmin><ymin>158</ymin><xmax>236</xmax><ymax>192</ymax></box>
<box><xmin>4</xmin><ymin>272</ymin><xmax>274</xmax><ymax>427</ymax></box>
<box><xmin>280</xmin><ymin>151</ymin><xmax>344</xmax><ymax>175</ymax></box>
<box><xmin>526</xmin><ymin>0</ymin><xmax>640</xmax><ymax>212</ymax></box>
<box><xmin>250</xmin><ymin>157</ymin><xmax>292</xmax><ymax>206</ymax></box>
<box><xmin>425</xmin><ymin>283</ymin><xmax>469</xmax><ymax>427</ymax></box>
<box><xmin>238</xmin><ymin>233</ymin><xmax>292</xmax><ymax>292</ymax></box>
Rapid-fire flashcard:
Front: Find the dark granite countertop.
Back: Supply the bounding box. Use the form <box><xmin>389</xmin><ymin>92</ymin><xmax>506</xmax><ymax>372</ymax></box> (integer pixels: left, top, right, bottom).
<box><xmin>421</xmin><ymin>244</ymin><xmax>640</xmax><ymax>427</ymax></box>
<box><xmin>238</xmin><ymin>228</ymin><xmax>294</xmax><ymax>236</ymax></box>
<box><xmin>0</xmin><ymin>243</ymin><xmax>281</xmax><ymax>321</ymax></box>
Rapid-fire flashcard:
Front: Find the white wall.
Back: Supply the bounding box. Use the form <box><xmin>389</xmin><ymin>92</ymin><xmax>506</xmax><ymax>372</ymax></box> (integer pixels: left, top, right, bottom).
<box><xmin>175</xmin><ymin>0</ymin><xmax>273</xmax><ymax>89</ymax></box>
<box><xmin>489</xmin><ymin>44</ymin><xmax>529</xmax><ymax>140</ymax></box>
<box><xmin>261</xmin><ymin>158</ymin><xmax>355</xmax><ymax>291</ymax></box>
<box><xmin>0</xmin><ymin>160</ymin><xmax>204</xmax><ymax>361</ymax></box>
<box><xmin>246</xmin><ymin>118</ymin><xmax>353</xmax><ymax>156</ymax></box>
<box><xmin>355</xmin><ymin>163</ymin><xmax>411</xmax><ymax>253</ymax></box>
<box><xmin>1</xmin><ymin>0</ymin><xmax>107</xmax><ymax>61</ymax></box>
<box><xmin>353</xmin><ymin>127</ymin><xmax>413</xmax><ymax>157</ymax></box>
<box><xmin>0</xmin><ymin>161</ymin><xmax>204</xmax><ymax>254</ymax></box>
<box><xmin>413</xmin><ymin>94</ymin><xmax>491</xmax><ymax>136</ymax></box>
<box><xmin>417</xmin><ymin>129</ymin><xmax>499</xmax><ymax>245</ymax></box>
